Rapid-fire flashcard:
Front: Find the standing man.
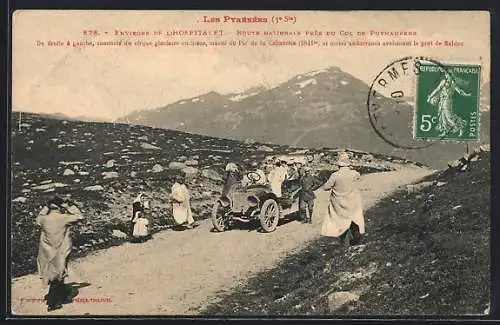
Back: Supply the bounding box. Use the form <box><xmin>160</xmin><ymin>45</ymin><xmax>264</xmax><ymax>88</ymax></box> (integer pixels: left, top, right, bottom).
<box><xmin>37</xmin><ymin>196</ymin><xmax>84</xmax><ymax>312</ymax></box>
<box><xmin>298</xmin><ymin>166</ymin><xmax>317</xmax><ymax>224</ymax></box>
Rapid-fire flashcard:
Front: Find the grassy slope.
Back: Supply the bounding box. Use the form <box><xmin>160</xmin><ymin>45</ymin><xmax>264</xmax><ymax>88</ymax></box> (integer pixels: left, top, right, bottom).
<box><xmin>201</xmin><ymin>152</ymin><xmax>490</xmax><ymax>316</ymax></box>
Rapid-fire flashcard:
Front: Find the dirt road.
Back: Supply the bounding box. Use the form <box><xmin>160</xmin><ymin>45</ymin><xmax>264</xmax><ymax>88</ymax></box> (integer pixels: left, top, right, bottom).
<box><xmin>11</xmin><ymin>167</ymin><xmax>434</xmax><ymax>316</ymax></box>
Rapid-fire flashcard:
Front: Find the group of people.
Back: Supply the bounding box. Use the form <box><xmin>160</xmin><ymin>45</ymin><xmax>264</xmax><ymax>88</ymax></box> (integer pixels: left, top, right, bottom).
<box><xmin>221</xmin><ymin>151</ymin><xmax>366</xmax><ymax>236</ymax></box>
<box><xmin>130</xmin><ymin>175</ymin><xmax>197</xmax><ymax>242</ymax></box>
<box><xmin>35</xmin><ymin>151</ymin><xmax>365</xmax><ymax>312</ymax></box>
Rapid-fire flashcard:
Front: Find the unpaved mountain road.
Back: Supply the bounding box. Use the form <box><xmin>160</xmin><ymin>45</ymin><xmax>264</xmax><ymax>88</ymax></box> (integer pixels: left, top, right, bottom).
<box><xmin>11</xmin><ymin>167</ymin><xmax>434</xmax><ymax>316</ymax></box>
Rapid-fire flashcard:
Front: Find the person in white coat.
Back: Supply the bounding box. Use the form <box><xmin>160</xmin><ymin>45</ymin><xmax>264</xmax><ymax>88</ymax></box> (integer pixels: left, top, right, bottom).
<box><xmin>170</xmin><ymin>175</ymin><xmax>195</xmax><ymax>229</ymax></box>
<box><xmin>267</xmin><ymin>160</ymin><xmax>289</xmax><ymax>198</ymax></box>
<box><xmin>37</xmin><ymin>196</ymin><xmax>84</xmax><ymax>311</ymax></box>
<box><xmin>320</xmin><ymin>151</ymin><xmax>365</xmax><ymax>246</ymax></box>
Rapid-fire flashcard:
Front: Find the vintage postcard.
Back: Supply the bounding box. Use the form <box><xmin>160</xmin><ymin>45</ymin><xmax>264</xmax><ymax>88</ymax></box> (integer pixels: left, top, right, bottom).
<box><xmin>10</xmin><ymin>10</ymin><xmax>491</xmax><ymax>316</ymax></box>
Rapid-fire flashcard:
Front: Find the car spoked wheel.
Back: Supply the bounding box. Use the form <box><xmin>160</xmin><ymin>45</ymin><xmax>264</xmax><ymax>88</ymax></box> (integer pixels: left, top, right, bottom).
<box><xmin>259</xmin><ymin>199</ymin><xmax>280</xmax><ymax>232</ymax></box>
<box><xmin>211</xmin><ymin>200</ymin><xmax>231</xmax><ymax>232</ymax></box>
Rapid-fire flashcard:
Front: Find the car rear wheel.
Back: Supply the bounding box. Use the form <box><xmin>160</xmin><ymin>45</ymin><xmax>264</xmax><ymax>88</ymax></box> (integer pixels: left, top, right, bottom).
<box><xmin>259</xmin><ymin>199</ymin><xmax>280</xmax><ymax>232</ymax></box>
<box><xmin>212</xmin><ymin>200</ymin><xmax>230</xmax><ymax>232</ymax></box>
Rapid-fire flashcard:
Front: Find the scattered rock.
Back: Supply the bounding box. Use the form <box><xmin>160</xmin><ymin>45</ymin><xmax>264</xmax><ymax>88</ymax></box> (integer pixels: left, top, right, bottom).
<box><xmin>104</xmin><ymin>160</ymin><xmax>115</xmax><ymax>168</ymax></box>
<box><xmin>35</xmin><ymin>128</ymin><xmax>46</xmax><ymax>132</ymax></box>
<box><xmin>32</xmin><ymin>183</ymin><xmax>67</xmax><ymax>191</ymax></box>
<box><xmin>182</xmin><ymin>166</ymin><xmax>199</xmax><ymax>176</ymax></box>
<box><xmin>169</xmin><ymin>162</ymin><xmax>186</xmax><ymax>170</ymax></box>
<box><xmin>406</xmin><ymin>181</ymin><xmax>434</xmax><ymax>194</ymax></box>
<box><xmin>459</xmin><ymin>164</ymin><xmax>469</xmax><ymax>172</ymax></box>
<box><xmin>480</xmin><ymin>144</ymin><xmax>490</xmax><ymax>152</ymax></box>
<box><xmin>73</xmin><ymin>179</ymin><xmax>81</xmax><ymax>183</ymax></box>
<box><xmin>13</xmin><ymin>197</ymin><xmax>27</xmax><ymax>203</ymax></box>
<box><xmin>138</xmin><ymin>135</ymin><xmax>148</xmax><ymax>141</ymax></box>
<box><xmin>327</xmin><ymin>291</ymin><xmax>360</xmax><ymax>311</ymax></box>
<box><xmin>21</xmin><ymin>189</ymin><xmax>31</xmax><ymax>193</ymax></box>
<box><xmin>151</xmin><ymin>164</ymin><xmax>164</xmax><ymax>173</ymax></box>
<box><xmin>201</xmin><ymin>169</ymin><xmax>223</xmax><ymax>181</ymax></box>
<box><xmin>177</xmin><ymin>156</ymin><xmax>188</xmax><ymax>162</ymax></box>
<box><xmin>78</xmin><ymin>171</ymin><xmax>90</xmax><ymax>176</ymax></box>
<box><xmin>62</xmin><ymin>168</ymin><xmax>75</xmax><ymax>176</ymax></box>
<box><xmin>436</xmin><ymin>181</ymin><xmax>447</xmax><ymax>187</ymax></box>
<box><xmin>185</xmin><ymin>159</ymin><xmax>199</xmax><ymax>166</ymax></box>
<box><xmin>257</xmin><ymin>145</ymin><xmax>274</xmax><ymax>152</ymax></box>
<box><xmin>130</xmin><ymin>171</ymin><xmax>137</xmax><ymax>178</ymax></box>
<box><xmin>102</xmin><ymin>172</ymin><xmax>119</xmax><ymax>179</ymax></box>
<box><xmin>140</xmin><ymin>142</ymin><xmax>161</xmax><ymax>150</ymax></box>
<box><xmin>470</xmin><ymin>155</ymin><xmax>480</xmax><ymax>162</ymax></box>
<box><xmin>112</xmin><ymin>229</ymin><xmax>128</xmax><ymax>239</ymax></box>
<box><xmin>28</xmin><ymin>140</ymin><xmax>34</xmax><ymax>144</ymax></box>
<box><xmin>452</xmin><ymin>205</ymin><xmax>462</xmax><ymax>210</ymax></box>
<box><xmin>447</xmin><ymin>159</ymin><xmax>462</xmax><ymax>169</ymax></box>
<box><xmin>84</xmin><ymin>185</ymin><xmax>104</xmax><ymax>191</ymax></box>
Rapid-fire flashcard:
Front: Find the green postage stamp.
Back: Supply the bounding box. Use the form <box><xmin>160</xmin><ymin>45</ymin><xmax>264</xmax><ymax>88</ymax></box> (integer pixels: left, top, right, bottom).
<box><xmin>414</xmin><ymin>62</ymin><xmax>481</xmax><ymax>141</ymax></box>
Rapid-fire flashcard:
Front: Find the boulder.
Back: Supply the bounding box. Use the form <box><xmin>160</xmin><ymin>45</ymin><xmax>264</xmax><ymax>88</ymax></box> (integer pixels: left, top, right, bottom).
<box><xmin>185</xmin><ymin>159</ymin><xmax>199</xmax><ymax>166</ymax></box>
<box><xmin>62</xmin><ymin>168</ymin><xmax>75</xmax><ymax>176</ymax></box>
<box><xmin>151</xmin><ymin>164</ymin><xmax>164</xmax><ymax>173</ymax></box>
<box><xmin>112</xmin><ymin>229</ymin><xmax>128</xmax><ymax>239</ymax></box>
<box><xmin>141</xmin><ymin>142</ymin><xmax>161</xmax><ymax>150</ymax></box>
<box><xmin>480</xmin><ymin>144</ymin><xmax>490</xmax><ymax>152</ymax></box>
<box><xmin>13</xmin><ymin>197</ymin><xmax>27</xmax><ymax>203</ymax></box>
<box><xmin>73</xmin><ymin>179</ymin><xmax>81</xmax><ymax>183</ymax></box>
<box><xmin>130</xmin><ymin>171</ymin><xmax>137</xmax><ymax>178</ymax></box>
<box><xmin>169</xmin><ymin>162</ymin><xmax>186</xmax><ymax>170</ymax></box>
<box><xmin>84</xmin><ymin>185</ymin><xmax>104</xmax><ymax>191</ymax></box>
<box><xmin>102</xmin><ymin>171</ymin><xmax>119</xmax><ymax>179</ymax></box>
<box><xmin>406</xmin><ymin>181</ymin><xmax>434</xmax><ymax>194</ymax></box>
<box><xmin>177</xmin><ymin>156</ymin><xmax>188</xmax><ymax>162</ymax></box>
<box><xmin>104</xmin><ymin>160</ymin><xmax>115</xmax><ymax>168</ymax></box>
<box><xmin>447</xmin><ymin>159</ymin><xmax>462</xmax><ymax>169</ymax></box>
<box><xmin>182</xmin><ymin>166</ymin><xmax>199</xmax><ymax>176</ymax></box>
<box><xmin>257</xmin><ymin>145</ymin><xmax>274</xmax><ymax>152</ymax></box>
<box><xmin>201</xmin><ymin>169</ymin><xmax>223</xmax><ymax>181</ymax></box>
<box><xmin>327</xmin><ymin>291</ymin><xmax>360</xmax><ymax>311</ymax></box>
<box><xmin>138</xmin><ymin>135</ymin><xmax>148</xmax><ymax>141</ymax></box>
<box><xmin>470</xmin><ymin>155</ymin><xmax>480</xmax><ymax>162</ymax></box>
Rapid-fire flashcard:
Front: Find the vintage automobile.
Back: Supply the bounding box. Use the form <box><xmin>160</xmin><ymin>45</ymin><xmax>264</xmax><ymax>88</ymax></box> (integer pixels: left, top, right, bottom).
<box><xmin>211</xmin><ymin>171</ymin><xmax>302</xmax><ymax>233</ymax></box>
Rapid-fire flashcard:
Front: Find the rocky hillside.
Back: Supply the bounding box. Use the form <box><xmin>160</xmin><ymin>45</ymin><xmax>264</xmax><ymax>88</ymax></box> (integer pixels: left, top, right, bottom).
<box><xmin>11</xmin><ymin>113</ymin><xmax>424</xmax><ymax>278</ymax></box>
<box><xmin>202</xmin><ymin>147</ymin><xmax>491</xmax><ymax>315</ymax></box>
<box><xmin>118</xmin><ymin>67</ymin><xmax>490</xmax><ymax>169</ymax></box>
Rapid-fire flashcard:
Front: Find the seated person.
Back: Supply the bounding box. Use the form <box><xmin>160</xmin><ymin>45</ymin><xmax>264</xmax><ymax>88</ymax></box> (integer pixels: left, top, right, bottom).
<box><xmin>242</xmin><ymin>162</ymin><xmax>268</xmax><ymax>187</ymax></box>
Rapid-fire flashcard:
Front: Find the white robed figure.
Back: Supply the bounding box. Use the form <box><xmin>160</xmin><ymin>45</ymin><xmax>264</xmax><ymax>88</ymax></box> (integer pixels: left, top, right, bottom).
<box><xmin>426</xmin><ymin>72</ymin><xmax>471</xmax><ymax>137</ymax></box>
<box><xmin>267</xmin><ymin>161</ymin><xmax>289</xmax><ymax>198</ymax></box>
<box><xmin>320</xmin><ymin>152</ymin><xmax>365</xmax><ymax>245</ymax></box>
<box><xmin>170</xmin><ymin>176</ymin><xmax>195</xmax><ymax>229</ymax></box>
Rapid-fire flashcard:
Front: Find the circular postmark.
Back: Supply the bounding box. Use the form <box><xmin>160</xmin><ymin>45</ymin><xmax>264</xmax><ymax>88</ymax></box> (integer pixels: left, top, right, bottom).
<box><xmin>367</xmin><ymin>56</ymin><xmax>457</xmax><ymax>149</ymax></box>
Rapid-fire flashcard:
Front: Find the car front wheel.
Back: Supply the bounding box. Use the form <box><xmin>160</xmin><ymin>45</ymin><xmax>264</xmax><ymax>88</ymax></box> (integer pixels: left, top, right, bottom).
<box><xmin>259</xmin><ymin>199</ymin><xmax>281</xmax><ymax>232</ymax></box>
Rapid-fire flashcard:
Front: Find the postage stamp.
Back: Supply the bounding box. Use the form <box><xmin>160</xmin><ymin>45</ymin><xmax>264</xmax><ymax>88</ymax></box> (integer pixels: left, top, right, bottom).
<box><xmin>414</xmin><ymin>63</ymin><xmax>481</xmax><ymax>141</ymax></box>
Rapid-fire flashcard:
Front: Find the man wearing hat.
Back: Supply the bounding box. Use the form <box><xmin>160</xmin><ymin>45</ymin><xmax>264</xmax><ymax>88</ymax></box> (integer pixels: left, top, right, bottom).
<box><xmin>36</xmin><ymin>195</ymin><xmax>84</xmax><ymax>311</ymax></box>
<box><xmin>320</xmin><ymin>151</ymin><xmax>365</xmax><ymax>246</ymax></box>
<box><xmin>298</xmin><ymin>166</ymin><xmax>318</xmax><ymax>224</ymax></box>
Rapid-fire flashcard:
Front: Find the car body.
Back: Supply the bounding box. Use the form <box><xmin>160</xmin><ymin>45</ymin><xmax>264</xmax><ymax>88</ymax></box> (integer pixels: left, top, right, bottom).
<box><xmin>211</xmin><ymin>178</ymin><xmax>302</xmax><ymax>233</ymax></box>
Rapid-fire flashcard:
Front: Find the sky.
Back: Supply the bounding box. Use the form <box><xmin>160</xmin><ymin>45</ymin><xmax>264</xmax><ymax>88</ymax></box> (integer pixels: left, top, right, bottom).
<box><xmin>12</xmin><ymin>10</ymin><xmax>490</xmax><ymax>120</ymax></box>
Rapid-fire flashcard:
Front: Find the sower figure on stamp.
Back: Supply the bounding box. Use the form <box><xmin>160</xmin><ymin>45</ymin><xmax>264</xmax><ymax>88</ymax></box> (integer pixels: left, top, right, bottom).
<box><xmin>320</xmin><ymin>151</ymin><xmax>365</xmax><ymax>246</ymax></box>
<box><xmin>426</xmin><ymin>72</ymin><xmax>471</xmax><ymax>137</ymax></box>
<box><xmin>37</xmin><ymin>195</ymin><xmax>84</xmax><ymax>312</ymax></box>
